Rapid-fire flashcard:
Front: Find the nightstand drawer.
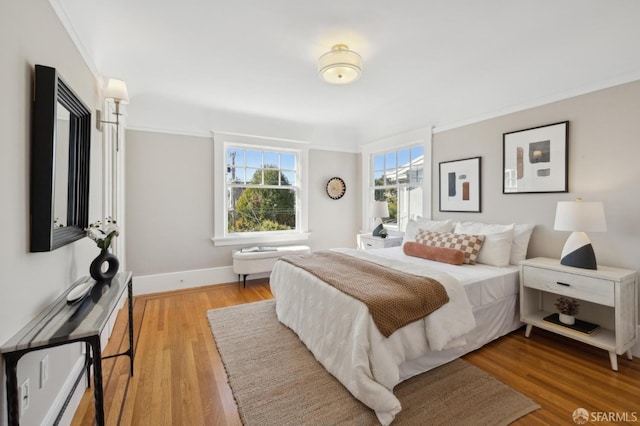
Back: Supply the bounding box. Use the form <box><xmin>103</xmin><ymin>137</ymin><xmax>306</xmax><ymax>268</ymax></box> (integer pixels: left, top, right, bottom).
<box><xmin>523</xmin><ymin>266</ymin><xmax>614</xmax><ymax>306</ymax></box>
<box><xmin>359</xmin><ymin>235</ymin><xmax>403</xmax><ymax>250</ymax></box>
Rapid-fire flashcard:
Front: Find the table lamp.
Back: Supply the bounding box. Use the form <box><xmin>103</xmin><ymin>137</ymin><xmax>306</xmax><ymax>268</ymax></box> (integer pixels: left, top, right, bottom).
<box><xmin>372</xmin><ymin>201</ymin><xmax>390</xmax><ymax>237</ymax></box>
<box><xmin>554</xmin><ymin>198</ymin><xmax>607</xmax><ymax>269</ymax></box>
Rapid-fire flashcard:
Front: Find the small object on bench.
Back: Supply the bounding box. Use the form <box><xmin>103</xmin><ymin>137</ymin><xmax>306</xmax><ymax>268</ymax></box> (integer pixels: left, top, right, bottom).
<box><xmin>232</xmin><ymin>245</ymin><xmax>310</xmax><ymax>287</ymax></box>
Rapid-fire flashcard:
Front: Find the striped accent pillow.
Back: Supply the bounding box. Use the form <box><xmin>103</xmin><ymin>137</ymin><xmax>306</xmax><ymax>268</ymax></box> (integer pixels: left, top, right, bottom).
<box><xmin>414</xmin><ymin>230</ymin><xmax>485</xmax><ymax>264</ymax></box>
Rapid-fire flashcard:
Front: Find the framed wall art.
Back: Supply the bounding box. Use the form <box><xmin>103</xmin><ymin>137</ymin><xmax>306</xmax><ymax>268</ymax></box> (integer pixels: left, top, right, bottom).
<box><xmin>439</xmin><ymin>157</ymin><xmax>481</xmax><ymax>212</ymax></box>
<box><xmin>503</xmin><ymin>121</ymin><xmax>568</xmax><ymax>194</ymax></box>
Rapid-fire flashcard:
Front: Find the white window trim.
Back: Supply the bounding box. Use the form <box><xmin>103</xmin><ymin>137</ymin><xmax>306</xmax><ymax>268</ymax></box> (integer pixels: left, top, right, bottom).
<box><xmin>360</xmin><ymin>128</ymin><xmax>432</xmax><ymax>232</ymax></box>
<box><xmin>211</xmin><ymin>131</ymin><xmax>310</xmax><ymax>246</ymax></box>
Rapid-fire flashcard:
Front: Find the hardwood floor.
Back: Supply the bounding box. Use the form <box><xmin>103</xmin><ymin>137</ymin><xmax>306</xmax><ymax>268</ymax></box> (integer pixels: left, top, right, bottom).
<box><xmin>72</xmin><ymin>280</ymin><xmax>640</xmax><ymax>425</ymax></box>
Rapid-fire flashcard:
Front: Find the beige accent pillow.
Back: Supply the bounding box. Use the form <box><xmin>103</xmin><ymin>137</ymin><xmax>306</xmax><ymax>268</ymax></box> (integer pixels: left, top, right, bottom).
<box><xmin>403</xmin><ymin>242</ymin><xmax>465</xmax><ymax>265</ymax></box>
<box><xmin>414</xmin><ymin>230</ymin><xmax>485</xmax><ymax>265</ymax></box>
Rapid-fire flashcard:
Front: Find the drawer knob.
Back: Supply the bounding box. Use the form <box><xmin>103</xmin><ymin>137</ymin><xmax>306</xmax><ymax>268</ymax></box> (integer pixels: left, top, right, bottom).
<box><xmin>557</xmin><ymin>281</ymin><xmax>570</xmax><ymax>287</ymax></box>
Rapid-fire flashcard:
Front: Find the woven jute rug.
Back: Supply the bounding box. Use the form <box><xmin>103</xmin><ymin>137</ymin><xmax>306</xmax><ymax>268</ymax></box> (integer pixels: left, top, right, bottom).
<box><xmin>207</xmin><ymin>300</ymin><xmax>539</xmax><ymax>425</ymax></box>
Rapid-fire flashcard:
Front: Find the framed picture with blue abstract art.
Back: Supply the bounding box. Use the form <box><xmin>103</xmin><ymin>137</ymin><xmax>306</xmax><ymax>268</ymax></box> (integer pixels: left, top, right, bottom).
<box><xmin>503</xmin><ymin>121</ymin><xmax>568</xmax><ymax>194</ymax></box>
<box><xmin>439</xmin><ymin>157</ymin><xmax>481</xmax><ymax>212</ymax></box>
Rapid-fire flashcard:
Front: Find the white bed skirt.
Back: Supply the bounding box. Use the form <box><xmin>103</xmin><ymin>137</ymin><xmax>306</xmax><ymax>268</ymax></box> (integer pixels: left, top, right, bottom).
<box><xmin>399</xmin><ymin>294</ymin><xmax>521</xmax><ymax>379</ymax></box>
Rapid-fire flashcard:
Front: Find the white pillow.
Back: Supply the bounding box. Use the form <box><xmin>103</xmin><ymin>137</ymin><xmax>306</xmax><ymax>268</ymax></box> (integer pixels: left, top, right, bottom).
<box><xmin>510</xmin><ymin>224</ymin><xmax>535</xmax><ymax>265</ymax></box>
<box><xmin>403</xmin><ymin>219</ymin><xmax>455</xmax><ymax>245</ymax></box>
<box><xmin>454</xmin><ymin>222</ymin><xmax>515</xmax><ymax>267</ymax></box>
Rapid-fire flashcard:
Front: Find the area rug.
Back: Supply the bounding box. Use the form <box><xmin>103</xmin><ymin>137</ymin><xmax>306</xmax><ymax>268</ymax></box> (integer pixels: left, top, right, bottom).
<box><xmin>207</xmin><ymin>300</ymin><xmax>539</xmax><ymax>425</ymax></box>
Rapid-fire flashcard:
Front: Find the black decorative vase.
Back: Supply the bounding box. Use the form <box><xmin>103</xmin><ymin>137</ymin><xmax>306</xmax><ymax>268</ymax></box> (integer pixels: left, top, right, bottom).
<box><xmin>90</xmin><ymin>249</ymin><xmax>119</xmax><ymax>282</ymax></box>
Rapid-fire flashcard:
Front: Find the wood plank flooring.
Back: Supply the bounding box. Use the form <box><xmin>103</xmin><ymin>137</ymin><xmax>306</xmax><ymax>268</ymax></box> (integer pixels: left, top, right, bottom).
<box><xmin>71</xmin><ymin>280</ymin><xmax>640</xmax><ymax>425</ymax></box>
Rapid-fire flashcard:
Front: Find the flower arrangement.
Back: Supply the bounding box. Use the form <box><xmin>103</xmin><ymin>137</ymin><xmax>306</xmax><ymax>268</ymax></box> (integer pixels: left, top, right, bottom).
<box><xmin>87</xmin><ymin>218</ymin><xmax>120</xmax><ymax>250</ymax></box>
<box><xmin>555</xmin><ymin>296</ymin><xmax>580</xmax><ymax>316</ymax></box>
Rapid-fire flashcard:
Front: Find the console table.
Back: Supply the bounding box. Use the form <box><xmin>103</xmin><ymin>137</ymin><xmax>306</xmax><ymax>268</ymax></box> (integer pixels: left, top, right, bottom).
<box><xmin>1</xmin><ymin>271</ymin><xmax>134</xmax><ymax>425</ymax></box>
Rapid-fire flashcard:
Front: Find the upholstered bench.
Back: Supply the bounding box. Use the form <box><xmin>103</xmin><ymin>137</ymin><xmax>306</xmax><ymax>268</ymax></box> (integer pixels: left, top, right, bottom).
<box><xmin>232</xmin><ymin>245</ymin><xmax>311</xmax><ymax>287</ymax></box>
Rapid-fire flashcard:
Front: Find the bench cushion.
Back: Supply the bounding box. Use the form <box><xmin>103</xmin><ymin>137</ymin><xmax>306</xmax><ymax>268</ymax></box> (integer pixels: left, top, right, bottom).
<box><xmin>232</xmin><ymin>245</ymin><xmax>310</xmax><ymax>275</ymax></box>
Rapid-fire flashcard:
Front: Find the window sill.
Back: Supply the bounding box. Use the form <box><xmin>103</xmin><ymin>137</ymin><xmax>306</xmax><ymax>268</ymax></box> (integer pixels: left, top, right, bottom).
<box><xmin>211</xmin><ymin>232</ymin><xmax>311</xmax><ymax>247</ymax></box>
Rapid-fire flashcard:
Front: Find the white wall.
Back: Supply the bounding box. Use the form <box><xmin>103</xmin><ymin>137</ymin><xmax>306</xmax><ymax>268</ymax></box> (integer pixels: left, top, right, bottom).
<box><xmin>124</xmin><ymin>129</ymin><xmax>360</xmax><ymax>293</ymax></box>
<box><xmin>0</xmin><ymin>1</ymin><xmax>103</xmax><ymax>424</ymax></box>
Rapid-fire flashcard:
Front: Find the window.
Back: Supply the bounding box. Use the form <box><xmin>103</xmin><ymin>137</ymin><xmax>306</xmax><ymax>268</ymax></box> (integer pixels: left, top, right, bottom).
<box><xmin>226</xmin><ymin>147</ymin><xmax>298</xmax><ymax>233</ymax></box>
<box><xmin>212</xmin><ymin>132</ymin><xmax>309</xmax><ymax>246</ymax></box>
<box><xmin>371</xmin><ymin>145</ymin><xmax>425</xmax><ymax>230</ymax></box>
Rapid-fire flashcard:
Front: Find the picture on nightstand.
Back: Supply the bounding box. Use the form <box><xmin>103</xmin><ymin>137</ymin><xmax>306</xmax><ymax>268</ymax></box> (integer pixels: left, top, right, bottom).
<box><xmin>543</xmin><ymin>313</ymin><xmax>600</xmax><ymax>335</ymax></box>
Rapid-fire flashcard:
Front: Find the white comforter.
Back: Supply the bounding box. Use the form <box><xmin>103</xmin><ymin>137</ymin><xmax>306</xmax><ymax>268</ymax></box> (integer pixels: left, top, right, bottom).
<box><xmin>269</xmin><ymin>248</ymin><xmax>476</xmax><ymax>425</ymax></box>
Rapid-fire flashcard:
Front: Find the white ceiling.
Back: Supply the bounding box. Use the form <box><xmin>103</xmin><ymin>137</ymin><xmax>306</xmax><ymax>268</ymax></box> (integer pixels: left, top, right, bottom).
<box><xmin>53</xmin><ymin>0</ymin><xmax>640</xmax><ymax>149</ymax></box>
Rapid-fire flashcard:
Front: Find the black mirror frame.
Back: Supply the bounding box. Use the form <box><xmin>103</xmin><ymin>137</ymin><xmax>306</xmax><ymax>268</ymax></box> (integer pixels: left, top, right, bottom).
<box><xmin>31</xmin><ymin>65</ymin><xmax>91</xmax><ymax>252</ymax></box>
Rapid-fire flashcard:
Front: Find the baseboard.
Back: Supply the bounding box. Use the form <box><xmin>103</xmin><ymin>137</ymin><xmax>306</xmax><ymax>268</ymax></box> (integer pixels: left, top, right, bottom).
<box><xmin>41</xmin><ymin>355</ymin><xmax>86</xmax><ymax>426</ymax></box>
<box><xmin>133</xmin><ymin>266</ymin><xmax>249</xmax><ymax>295</ymax></box>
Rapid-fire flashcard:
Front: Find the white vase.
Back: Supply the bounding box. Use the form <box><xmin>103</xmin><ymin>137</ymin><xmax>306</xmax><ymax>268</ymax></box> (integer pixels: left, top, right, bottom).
<box><xmin>559</xmin><ymin>313</ymin><xmax>575</xmax><ymax>325</ymax></box>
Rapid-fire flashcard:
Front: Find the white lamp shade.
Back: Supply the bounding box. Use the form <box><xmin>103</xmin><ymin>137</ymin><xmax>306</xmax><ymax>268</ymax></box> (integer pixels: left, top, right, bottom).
<box><xmin>103</xmin><ymin>78</ymin><xmax>129</xmax><ymax>104</ymax></box>
<box><xmin>318</xmin><ymin>44</ymin><xmax>362</xmax><ymax>85</ymax></box>
<box><xmin>554</xmin><ymin>201</ymin><xmax>607</xmax><ymax>232</ymax></box>
<box><xmin>373</xmin><ymin>201</ymin><xmax>390</xmax><ymax>218</ymax></box>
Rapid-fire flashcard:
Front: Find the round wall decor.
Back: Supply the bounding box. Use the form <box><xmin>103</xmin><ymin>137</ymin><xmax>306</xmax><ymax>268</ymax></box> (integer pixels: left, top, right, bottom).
<box><xmin>326</xmin><ymin>177</ymin><xmax>346</xmax><ymax>200</ymax></box>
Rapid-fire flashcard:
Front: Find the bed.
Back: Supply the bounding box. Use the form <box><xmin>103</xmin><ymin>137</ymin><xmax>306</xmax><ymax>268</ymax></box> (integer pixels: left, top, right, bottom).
<box><xmin>269</xmin><ymin>220</ymin><xmax>533</xmax><ymax>425</ymax></box>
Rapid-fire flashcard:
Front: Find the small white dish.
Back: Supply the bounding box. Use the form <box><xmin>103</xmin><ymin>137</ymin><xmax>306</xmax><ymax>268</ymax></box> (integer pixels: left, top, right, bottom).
<box><xmin>66</xmin><ymin>281</ymin><xmax>94</xmax><ymax>303</ymax></box>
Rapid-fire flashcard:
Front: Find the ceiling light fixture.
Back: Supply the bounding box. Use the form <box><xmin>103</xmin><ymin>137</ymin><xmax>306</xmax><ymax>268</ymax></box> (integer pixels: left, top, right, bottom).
<box><xmin>318</xmin><ymin>44</ymin><xmax>362</xmax><ymax>85</ymax></box>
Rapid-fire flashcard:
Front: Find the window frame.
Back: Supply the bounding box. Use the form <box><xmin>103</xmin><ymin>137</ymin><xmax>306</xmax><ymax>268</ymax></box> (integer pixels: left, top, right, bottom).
<box><xmin>360</xmin><ymin>130</ymin><xmax>432</xmax><ymax>233</ymax></box>
<box><xmin>212</xmin><ymin>132</ymin><xmax>310</xmax><ymax>246</ymax></box>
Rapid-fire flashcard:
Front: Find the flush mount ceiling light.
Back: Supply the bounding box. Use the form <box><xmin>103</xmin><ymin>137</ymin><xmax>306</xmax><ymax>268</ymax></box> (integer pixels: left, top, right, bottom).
<box><xmin>318</xmin><ymin>44</ymin><xmax>362</xmax><ymax>85</ymax></box>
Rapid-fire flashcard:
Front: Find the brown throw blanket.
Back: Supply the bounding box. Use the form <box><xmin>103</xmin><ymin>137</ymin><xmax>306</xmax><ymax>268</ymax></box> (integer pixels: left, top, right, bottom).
<box><xmin>280</xmin><ymin>250</ymin><xmax>449</xmax><ymax>337</ymax></box>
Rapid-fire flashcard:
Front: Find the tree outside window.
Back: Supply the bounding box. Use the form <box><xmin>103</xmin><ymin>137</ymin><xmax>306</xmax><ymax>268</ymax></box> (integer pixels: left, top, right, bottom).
<box><xmin>226</xmin><ymin>148</ymin><xmax>298</xmax><ymax>233</ymax></box>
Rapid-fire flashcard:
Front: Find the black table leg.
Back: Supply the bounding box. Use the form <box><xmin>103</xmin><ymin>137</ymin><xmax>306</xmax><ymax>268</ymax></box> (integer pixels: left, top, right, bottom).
<box><xmin>88</xmin><ymin>336</ymin><xmax>105</xmax><ymax>426</ymax></box>
<box><xmin>85</xmin><ymin>342</ymin><xmax>92</xmax><ymax>388</ymax></box>
<box><xmin>5</xmin><ymin>354</ymin><xmax>19</xmax><ymax>426</ymax></box>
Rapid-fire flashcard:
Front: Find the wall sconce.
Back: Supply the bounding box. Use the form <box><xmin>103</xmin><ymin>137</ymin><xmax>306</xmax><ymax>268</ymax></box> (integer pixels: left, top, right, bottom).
<box><xmin>96</xmin><ymin>78</ymin><xmax>129</xmax><ymax>131</ymax></box>
<box><xmin>554</xmin><ymin>198</ymin><xmax>607</xmax><ymax>269</ymax></box>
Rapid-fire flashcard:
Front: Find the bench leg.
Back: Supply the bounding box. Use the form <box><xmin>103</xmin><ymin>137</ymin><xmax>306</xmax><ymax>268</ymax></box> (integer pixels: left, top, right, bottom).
<box><xmin>243</xmin><ymin>274</ymin><xmax>248</xmax><ymax>288</ymax></box>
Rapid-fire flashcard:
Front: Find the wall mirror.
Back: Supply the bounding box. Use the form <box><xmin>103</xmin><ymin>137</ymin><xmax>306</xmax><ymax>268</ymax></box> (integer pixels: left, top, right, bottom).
<box><xmin>31</xmin><ymin>65</ymin><xmax>91</xmax><ymax>252</ymax></box>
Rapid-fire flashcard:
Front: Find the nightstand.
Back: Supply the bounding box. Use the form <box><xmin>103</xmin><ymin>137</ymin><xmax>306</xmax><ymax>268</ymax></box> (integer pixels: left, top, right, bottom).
<box><xmin>358</xmin><ymin>234</ymin><xmax>403</xmax><ymax>250</ymax></box>
<box><xmin>520</xmin><ymin>257</ymin><xmax>638</xmax><ymax>371</ymax></box>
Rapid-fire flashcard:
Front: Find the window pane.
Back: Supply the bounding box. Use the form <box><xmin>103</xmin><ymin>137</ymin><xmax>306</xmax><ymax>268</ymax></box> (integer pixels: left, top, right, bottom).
<box><xmin>263</xmin><ymin>169</ymin><xmax>280</xmax><ymax>185</ymax></box>
<box><xmin>396</xmin><ymin>186</ymin><xmax>422</xmax><ymax>230</ymax></box>
<box><xmin>281</xmin><ymin>153</ymin><xmax>296</xmax><ymax>170</ymax></box>
<box><xmin>373</xmin><ymin>169</ymin><xmax>385</xmax><ymax>186</ymax></box>
<box><xmin>409</xmin><ymin>166</ymin><xmax>423</xmax><ymax>184</ymax></box>
<box><xmin>385</xmin><ymin>168</ymin><xmax>397</xmax><ymax>185</ymax></box>
<box><xmin>246</xmin><ymin>168</ymin><xmax>261</xmax><ymax>184</ymax></box>
<box><xmin>228</xmin><ymin>188</ymin><xmax>296</xmax><ymax>233</ymax></box>
<box><xmin>282</xmin><ymin>170</ymin><xmax>295</xmax><ymax>186</ymax></box>
<box><xmin>411</xmin><ymin>145</ymin><xmax>424</xmax><ymax>161</ymax></box>
<box><xmin>263</xmin><ymin>151</ymin><xmax>279</xmax><ymax>168</ymax></box>
<box><xmin>246</xmin><ymin>151</ymin><xmax>262</xmax><ymax>168</ymax></box>
<box><xmin>234</xmin><ymin>168</ymin><xmax>246</xmax><ymax>184</ymax></box>
<box><xmin>226</xmin><ymin>167</ymin><xmax>237</xmax><ymax>183</ymax></box>
<box><xmin>385</xmin><ymin>152</ymin><xmax>396</xmax><ymax>170</ymax></box>
<box><xmin>373</xmin><ymin>154</ymin><xmax>384</xmax><ymax>172</ymax></box>
<box><xmin>373</xmin><ymin>188</ymin><xmax>397</xmax><ymax>225</ymax></box>
<box><xmin>398</xmin><ymin>149</ymin><xmax>410</xmax><ymax>168</ymax></box>
<box><xmin>227</xmin><ymin>149</ymin><xmax>244</xmax><ymax>167</ymax></box>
